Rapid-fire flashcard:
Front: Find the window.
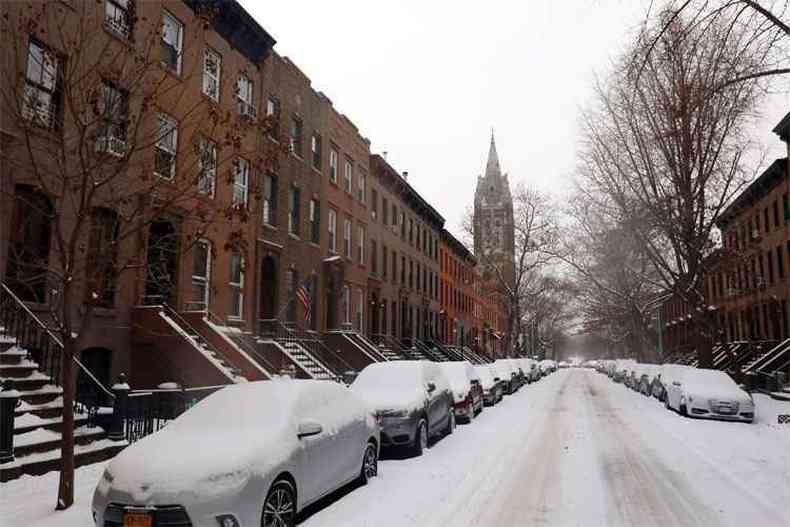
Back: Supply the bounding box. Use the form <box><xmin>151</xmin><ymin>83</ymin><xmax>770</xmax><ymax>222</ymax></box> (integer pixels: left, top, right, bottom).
<box><xmin>358</xmin><ymin>225</ymin><xmax>366</xmax><ymax>265</ymax></box>
<box><xmin>233</xmin><ymin>158</ymin><xmax>249</xmax><ymax>207</ymax></box>
<box><xmin>191</xmin><ymin>240</ymin><xmax>211</xmax><ymax>309</ymax></box>
<box><xmin>290</xmin><ymin>116</ymin><xmax>303</xmax><ymax>157</ymax></box>
<box><xmin>96</xmin><ymin>81</ymin><xmax>128</xmax><ymax>155</ymax></box>
<box><xmin>161</xmin><ymin>11</ymin><xmax>183</xmax><ymax>74</ymax></box>
<box><xmin>154</xmin><ymin>113</ymin><xmax>178</xmax><ymax>179</ymax></box>
<box><xmin>86</xmin><ymin>208</ymin><xmax>119</xmax><ymax>308</ymax></box>
<box><xmin>229</xmin><ymin>251</ymin><xmax>244</xmax><ymax>318</ymax></box>
<box><xmin>358</xmin><ymin>170</ymin><xmax>367</xmax><ymax>203</ymax></box>
<box><xmin>382</xmin><ymin>245</ymin><xmax>388</xmax><ymax>279</ymax></box>
<box><xmin>329</xmin><ymin>146</ymin><xmax>338</xmax><ymax>183</ymax></box>
<box><xmin>400</xmin><ymin>212</ymin><xmax>405</xmax><ymax>238</ymax></box>
<box><xmin>311</xmin><ymin>132</ymin><xmax>322</xmax><ymax>170</ymax></box>
<box><xmin>328</xmin><ymin>209</ymin><xmax>337</xmax><ymax>253</ymax></box>
<box><xmin>371</xmin><ymin>189</ymin><xmax>378</xmax><ymax>220</ymax></box>
<box><xmin>288</xmin><ymin>185</ymin><xmax>301</xmax><ymax>236</ymax></box>
<box><xmin>344</xmin><ymin>159</ymin><xmax>353</xmax><ymax>193</ymax></box>
<box><xmin>22</xmin><ymin>40</ymin><xmax>61</xmax><ymax>129</ymax></box>
<box><xmin>7</xmin><ymin>186</ymin><xmax>52</xmax><ymax>303</ymax></box>
<box><xmin>202</xmin><ymin>48</ymin><xmax>221</xmax><ymax>101</ymax></box>
<box><xmin>236</xmin><ymin>75</ymin><xmax>255</xmax><ymax>117</ymax></box>
<box><xmin>774</xmin><ymin>200</ymin><xmax>780</xmax><ymax>228</ymax></box>
<box><xmin>344</xmin><ymin>219</ymin><xmax>352</xmax><ymax>258</ymax></box>
<box><xmin>356</xmin><ymin>288</ymin><xmax>364</xmax><ymax>331</ymax></box>
<box><xmin>263</xmin><ymin>173</ymin><xmax>277</xmax><ymax>226</ymax></box>
<box><xmin>342</xmin><ymin>285</ymin><xmax>351</xmax><ymax>324</ymax></box>
<box><xmin>382</xmin><ymin>198</ymin><xmax>389</xmax><ymax>224</ymax></box>
<box><xmin>371</xmin><ymin>239</ymin><xmax>378</xmax><ymax>274</ymax></box>
<box><xmin>197</xmin><ymin>138</ymin><xmax>216</xmax><ymax>197</ymax></box>
<box><xmin>266</xmin><ymin>97</ymin><xmax>281</xmax><ymax>139</ymax></box>
<box><xmin>104</xmin><ymin>0</ymin><xmax>131</xmax><ymax>38</ymax></box>
<box><xmin>309</xmin><ymin>199</ymin><xmax>320</xmax><ymax>244</ymax></box>
<box><xmin>778</xmin><ymin>245</ymin><xmax>785</xmax><ymax>280</ymax></box>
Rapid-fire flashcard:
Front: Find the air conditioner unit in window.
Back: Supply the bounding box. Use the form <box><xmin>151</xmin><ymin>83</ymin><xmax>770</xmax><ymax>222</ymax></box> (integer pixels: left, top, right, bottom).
<box><xmin>238</xmin><ymin>100</ymin><xmax>257</xmax><ymax>120</ymax></box>
<box><xmin>751</xmin><ymin>229</ymin><xmax>761</xmax><ymax>241</ymax></box>
<box><xmin>95</xmin><ymin>135</ymin><xmax>128</xmax><ymax>157</ymax></box>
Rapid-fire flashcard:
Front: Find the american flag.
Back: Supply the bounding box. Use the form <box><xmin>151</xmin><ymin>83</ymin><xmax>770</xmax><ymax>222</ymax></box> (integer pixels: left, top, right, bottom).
<box><xmin>296</xmin><ymin>281</ymin><xmax>312</xmax><ymax>324</ymax></box>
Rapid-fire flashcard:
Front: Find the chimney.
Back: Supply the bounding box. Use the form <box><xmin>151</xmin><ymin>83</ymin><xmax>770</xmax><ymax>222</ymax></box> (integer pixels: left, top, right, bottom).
<box><xmin>383</xmin><ymin>151</ymin><xmax>388</xmax><ymax>160</ymax></box>
<box><xmin>403</xmin><ymin>171</ymin><xmax>409</xmax><ymax>180</ymax></box>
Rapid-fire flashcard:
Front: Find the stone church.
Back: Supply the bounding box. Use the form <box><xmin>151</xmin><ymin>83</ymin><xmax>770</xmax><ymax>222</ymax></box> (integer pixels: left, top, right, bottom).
<box><xmin>474</xmin><ymin>132</ymin><xmax>516</xmax><ymax>288</ymax></box>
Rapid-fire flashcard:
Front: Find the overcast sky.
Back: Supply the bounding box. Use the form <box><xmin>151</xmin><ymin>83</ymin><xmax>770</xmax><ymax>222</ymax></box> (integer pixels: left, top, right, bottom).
<box><xmin>239</xmin><ymin>0</ymin><xmax>789</xmax><ymax>240</ymax></box>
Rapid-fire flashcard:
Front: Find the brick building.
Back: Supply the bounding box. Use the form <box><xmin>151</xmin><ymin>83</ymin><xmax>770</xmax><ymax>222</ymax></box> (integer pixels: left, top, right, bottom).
<box><xmin>439</xmin><ymin>229</ymin><xmax>476</xmax><ymax>346</ymax></box>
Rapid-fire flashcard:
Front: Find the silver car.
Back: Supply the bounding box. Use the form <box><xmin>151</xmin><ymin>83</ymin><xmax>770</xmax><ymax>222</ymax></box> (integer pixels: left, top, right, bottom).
<box><xmin>665</xmin><ymin>368</ymin><xmax>755</xmax><ymax>422</ymax></box>
<box><xmin>92</xmin><ymin>380</ymin><xmax>379</xmax><ymax>527</ymax></box>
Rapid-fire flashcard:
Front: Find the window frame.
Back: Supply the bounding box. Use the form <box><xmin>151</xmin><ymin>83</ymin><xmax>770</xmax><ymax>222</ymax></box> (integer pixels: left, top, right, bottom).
<box><xmin>263</xmin><ymin>172</ymin><xmax>277</xmax><ymax>227</ymax></box>
<box><xmin>344</xmin><ymin>158</ymin><xmax>353</xmax><ymax>193</ymax></box>
<box><xmin>23</xmin><ymin>39</ymin><xmax>61</xmax><ymax>129</ymax></box>
<box><xmin>229</xmin><ymin>251</ymin><xmax>245</xmax><ymax>319</ymax></box>
<box><xmin>309</xmin><ymin>198</ymin><xmax>320</xmax><ymax>244</ymax></box>
<box><xmin>191</xmin><ymin>239</ymin><xmax>212</xmax><ymax>309</ymax></box>
<box><xmin>311</xmin><ymin>132</ymin><xmax>322</xmax><ymax>171</ymax></box>
<box><xmin>154</xmin><ymin>113</ymin><xmax>178</xmax><ymax>180</ymax></box>
<box><xmin>232</xmin><ymin>157</ymin><xmax>250</xmax><ymax>207</ymax></box>
<box><xmin>197</xmin><ymin>137</ymin><xmax>217</xmax><ymax>197</ymax></box>
<box><xmin>161</xmin><ymin>10</ymin><xmax>184</xmax><ymax>74</ymax></box>
<box><xmin>202</xmin><ymin>47</ymin><xmax>221</xmax><ymax>101</ymax></box>
<box><xmin>328</xmin><ymin>208</ymin><xmax>337</xmax><ymax>253</ymax></box>
<box><xmin>329</xmin><ymin>146</ymin><xmax>339</xmax><ymax>183</ymax></box>
<box><xmin>288</xmin><ymin>185</ymin><xmax>301</xmax><ymax>237</ymax></box>
<box><xmin>344</xmin><ymin>218</ymin><xmax>352</xmax><ymax>259</ymax></box>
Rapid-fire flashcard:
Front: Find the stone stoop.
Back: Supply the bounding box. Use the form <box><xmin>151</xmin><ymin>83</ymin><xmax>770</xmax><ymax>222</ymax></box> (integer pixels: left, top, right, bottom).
<box><xmin>0</xmin><ymin>329</ymin><xmax>127</xmax><ymax>483</ymax></box>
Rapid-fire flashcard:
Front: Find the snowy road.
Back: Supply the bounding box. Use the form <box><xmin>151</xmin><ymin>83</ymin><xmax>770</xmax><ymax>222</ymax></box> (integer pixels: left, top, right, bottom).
<box><xmin>4</xmin><ymin>368</ymin><xmax>790</xmax><ymax>527</ymax></box>
<box><xmin>302</xmin><ymin>368</ymin><xmax>790</xmax><ymax>527</ymax></box>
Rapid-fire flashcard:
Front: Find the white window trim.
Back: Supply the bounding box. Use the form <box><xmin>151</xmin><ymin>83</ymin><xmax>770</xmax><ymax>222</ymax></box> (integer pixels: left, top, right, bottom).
<box><xmin>233</xmin><ymin>158</ymin><xmax>249</xmax><ymax>207</ymax></box>
<box><xmin>263</xmin><ymin>173</ymin><xmax>275</xmax><ymax>226</ymax></box>
<box><xmin>344</xmin><ymin>219</ymin><xmax>352</xmax><ymax>259</ymax></box>
<box><xmin>229</xmin><ymin>252</ymin><xmax>244</xmax><ymax>319</ymax></box>
<box><xmin>161</xmin><ymin>11</ymin><xmax>184</xmax><ymax>74</ymax></box>
<box><xmin>198</xmin><ymin>138</ymin><xmax>216</xmax><ymax>197</ymax></box>
<box><xmin>202</xmin><ymin>48</ymin><xmax>221</xmax><ymax>101</ymax></box>
<box><xmin>358</xmin><ymin>171</ymin><xmax>366</xmax><ymax>203</ymax></box>
<box><xmin>191</xmin><ymin>239</ymin><xmax>211</xmax><ymax>308</ymax></box>
<box><xmin>155</xmin><ymin>113</ymin><xmax>178</xmax><ymax>180</ymax></box>
<box><xmin>329</xmin><ymin>149</ymin><xmax>338</xmax><ymax>182</ymax></box>
<box><xmin>328</xmin><ymin>209</ymin><xmax>337</xmax><ymax>253</ymax></box>
<box><xmin>344</xmin><ymin>160</ymin><xmax>352</xmax><ymax>193</ymax></box>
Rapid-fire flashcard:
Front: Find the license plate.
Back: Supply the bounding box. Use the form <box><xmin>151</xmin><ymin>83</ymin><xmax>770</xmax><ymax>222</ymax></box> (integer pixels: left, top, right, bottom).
<box><xmin>716</xmin><ymin>406</ymin><xmax>735</xmax><ymax>414</ymax></box>
<box><xmin>123</xmin><ymin>512</ymin><xmax>152</xmax><ymax>527</ymax></box>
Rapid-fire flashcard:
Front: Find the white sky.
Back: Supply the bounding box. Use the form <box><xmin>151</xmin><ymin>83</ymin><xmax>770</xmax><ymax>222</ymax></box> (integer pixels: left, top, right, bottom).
<box><xmin>239</xmin><ymin>0</ymin><xmax>789</xmax><ymax>240</ymax></box>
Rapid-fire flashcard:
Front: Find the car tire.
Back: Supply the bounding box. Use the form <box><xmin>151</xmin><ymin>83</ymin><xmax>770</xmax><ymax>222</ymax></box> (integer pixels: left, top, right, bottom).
<box><xmin>445</xmin><ymin>409</ymin><xmax>455</xmax><ymax>435</ymax></box>
<box><xmin>359</xmin><ymin>441</ymin><xmax>378</xmax><ymax>485</ymax></box>
<box><xmin>680</xmin><ymin>404</ymin><xmax>688</xmax><ymax>417</ymax></box>
<box><xmin>261</xmin><ymin>478</ymin><xmax>296</xmax><ymax>527</ymax></box>
<box><xmin>412</xmin><ymin>419</ymin><xmax>428</xmax><ymax>456</ymax></box>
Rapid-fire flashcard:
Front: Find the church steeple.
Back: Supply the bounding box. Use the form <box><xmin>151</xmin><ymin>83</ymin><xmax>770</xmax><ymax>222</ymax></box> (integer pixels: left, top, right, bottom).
<box><xmin>485</xmin><ymin>129</ymin><xmax>502</xmax><ymax>179</ymax></box>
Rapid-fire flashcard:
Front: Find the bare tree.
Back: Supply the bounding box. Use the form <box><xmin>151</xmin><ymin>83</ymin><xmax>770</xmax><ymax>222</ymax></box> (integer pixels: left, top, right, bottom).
<box><xmin>0</xmin><ymin>2</ymin><xmax>280</xmax><ymax>509</ymax></box>
<box><xmin>463</xmin><ymin>184</ymin><xmax>558</xmax><ymax>355</ymax></box>
<box><xmin>640</xmin><ymin>1</ymin><xmax>790</xmax><ymax>90</ymax></box>
<box><xmin>576</xmin><ymin>9</ymin><xmax>767</xmax><ymax>368</ymax></box>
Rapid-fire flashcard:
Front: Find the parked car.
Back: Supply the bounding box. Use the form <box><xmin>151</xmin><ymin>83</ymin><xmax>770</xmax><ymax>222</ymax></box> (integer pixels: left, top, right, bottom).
<box><xmin>635</xmin><ymin>365</ymin><xmax>660</xmax><ymax>396</ymax></box>
<box><xmin>659</xmin><ymin>363</ymin><xmax>695</xmax><ymax>402</ymax></box>
<box><xmin>521</xmin><ymin>358</ymin><xmax>540</xmax><ymax>383</ymax></box>
<box><xmin>475</xmin><ymin>365</ymin><xmax>504</xmax><ymax>405</ymax></box>
<box><xmin>664</xmin><ymin>368</ymin><xmax>755</xmax><ymax>422</ymax></box>
<box><xmin>505</xmin><ymin>359</ymin><xmax>526</xmax><ymax>389</ymax></box>
<box><xmin>494</xmin><ymin>359</ymin><xmax>519</xmax><ymax>394</ymax></box>
<box><xmin>613</xmin><ymin>359</ymin><xmax>636</xmax><ymax>383</ymax></box>
<box><xmin>438</xmin><ymin>361</ymin><xmax>484</xmax><ymax>423</ymax></box>
<box><xmin>558</xmin><ymin>361</ymin><xmax>570</xmax><ymax>369</ymax></box>
<box><xmin>538</xmin><ymin>359</ymin><xmax>555</xmax><ymax>376</ymax></box>
<box><xmin>92</xmin><ymin>380</ymin><xmax>379</xmax><ymax>527</ymax></box>
<box><xmin>352</xmin><ymin>360</ymin><xmax>455</xmax><ymax>455</ymax></box>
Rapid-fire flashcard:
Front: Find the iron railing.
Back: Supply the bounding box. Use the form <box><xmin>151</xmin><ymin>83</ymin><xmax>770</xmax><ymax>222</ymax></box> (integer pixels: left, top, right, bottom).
<box><xmin>259</xmin><ymin>319</ymin><xmax>355</xmax><ymax>377</ymax></box>
<box><xmin>370</xmin><ymin>333</ymin><xmax>408</xmax><ymax>359</ymax></box>
<box><xmin>0</xmin><ymin>282</ymin><xmax>115</xmax><ymax>404</ymax></box>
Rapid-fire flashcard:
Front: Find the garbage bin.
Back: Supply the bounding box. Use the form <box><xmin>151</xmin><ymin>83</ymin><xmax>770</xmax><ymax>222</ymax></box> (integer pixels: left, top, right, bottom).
<box><xmin>0</xmin><ymin>379</ymin><xmax>21</xmax><ymax>464</ymax></box>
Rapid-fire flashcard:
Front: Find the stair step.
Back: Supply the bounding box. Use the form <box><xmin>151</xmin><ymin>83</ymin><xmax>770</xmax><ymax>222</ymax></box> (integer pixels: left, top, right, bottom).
<box><xmin>14</xmin><ymin>426</ymin><xmax>106</xmax><ymax>457</ymax></box>
<box><xmin>15</xmin><ymin>396</ymin><xmax>64</xmax><ymax>418</ymax></box>
<box><xmin>16</xmin><ymin>385</ymin><xmax>63</xmax><ymax>405</ymax></box>
<box><xmin>0</xmin><ymin>439</ymin><xmax>127</xmax><ymax>482</ymax></box>
<box><xmin>14</xmin><ymin>411</ymin><xmax>90</xmax><ymax>435</ymax></box>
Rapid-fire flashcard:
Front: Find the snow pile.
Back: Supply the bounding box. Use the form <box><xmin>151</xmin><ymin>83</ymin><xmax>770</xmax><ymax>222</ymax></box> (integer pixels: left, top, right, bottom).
<box><xmin>438</xmin><ymin>362</ymin><xmax>475</xmax><ymax>403</ymax></box>
<box><xmin>474</xmin><ymin>365</ymin><xmax>497</xmax><ymax>390</ymax></box>
<box><xmin>352</xmin><ymin>361</ymin><xmax>443</xmax><ymax>412</ymax></box>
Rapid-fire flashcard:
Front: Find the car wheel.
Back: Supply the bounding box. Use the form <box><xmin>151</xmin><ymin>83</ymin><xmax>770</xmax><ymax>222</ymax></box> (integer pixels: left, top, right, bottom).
<box><xmin>261</xmin><ymin>478</ymin><xmax>296</xmax><ymax>527</ymax></box>
<box><xmin>445</xmin><ymin>409</ymin><xmax>455</xmax><ymax>435</ymax></box>
<box><xmin>359</xmin><ymin>442</ymin><xmax>378</xmax><ymax>485</ymax></box>
<box><xmin>412</xmin><ymin>419</ymin><xmax>428</xmax><ymax>456</ymax></box>
<box><xmin>680</xmin><ymin>404</ymin><xmax>688</xmax><ymax>417</ymax></box>
<box><xmin>468</xmin><ymin>402</ymin><xmax>476</xmax><ymax>420</ymax></box>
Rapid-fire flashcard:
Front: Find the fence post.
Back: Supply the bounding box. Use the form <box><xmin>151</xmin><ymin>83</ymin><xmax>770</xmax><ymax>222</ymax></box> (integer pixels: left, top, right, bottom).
<box><xmin>108</xmin><ymin>373</ymin><xmax>130</xmax><ymax>441</ymax></box>
<box><xmin>0</xmin><ymin>379</ymin><xmax>21</xmax><ymax>464</ymax></box>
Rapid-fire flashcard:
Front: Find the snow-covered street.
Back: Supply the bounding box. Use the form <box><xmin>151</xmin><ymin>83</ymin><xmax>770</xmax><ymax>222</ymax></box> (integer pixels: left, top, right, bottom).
<box><xmin>3</xmin><ymin>369</ymin><xmax>790</xmax><ymax>527</ymax></box>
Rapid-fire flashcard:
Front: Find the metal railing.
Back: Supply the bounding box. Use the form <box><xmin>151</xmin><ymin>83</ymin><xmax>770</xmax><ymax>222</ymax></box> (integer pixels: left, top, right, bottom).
<box><xmin>370</xmin><ymin>333</ymin><xmax>408</xmax><ymax>359</ymax></box>
<box><xmin>259</xmin><ymin>319</ymin><xmax>355</xmax><ymax>377</ymax></box>
<box><xmin>0</xmin><ymin>282</ymin><xmax>115</xmax><ymax>403</ymax></box>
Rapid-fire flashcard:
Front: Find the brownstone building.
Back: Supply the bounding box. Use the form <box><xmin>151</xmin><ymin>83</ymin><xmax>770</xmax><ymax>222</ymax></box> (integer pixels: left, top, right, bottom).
<box><xmin>660</xmin><ymin>111</ymin><xmax>790</xmax><ymax>382</ymax></box>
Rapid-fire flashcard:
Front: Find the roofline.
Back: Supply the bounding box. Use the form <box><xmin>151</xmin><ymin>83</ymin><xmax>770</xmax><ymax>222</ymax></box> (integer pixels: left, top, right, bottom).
<box><xmin>441</xmin><ymin>228</ymin><xmax>476</xmax><ymax>263</ymax></box>
<box><xmin>370</xmin><ymin>154</ymin><xmax>445</xmax><ymax>227</ymax></box>
<box><xmin>716</xmin><ymin>158</ymin><xmax>788</xmax><ymax>229</ymax></box>
<box><xmin>773</xmin><ymin>111</ymin><xmax>790</xmax><ymax>142</ymax></box>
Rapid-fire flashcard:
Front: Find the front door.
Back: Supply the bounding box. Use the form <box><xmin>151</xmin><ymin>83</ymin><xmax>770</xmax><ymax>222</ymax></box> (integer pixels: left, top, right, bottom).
<box><xmin>259</xmin><ymin>255</ymin><xmax>278</xmax><ymax>323</ymax></box>
<box><xmin>144</xmin><ymin>219</ymin><xmax>179</xmax><ymax>305</ymax></box>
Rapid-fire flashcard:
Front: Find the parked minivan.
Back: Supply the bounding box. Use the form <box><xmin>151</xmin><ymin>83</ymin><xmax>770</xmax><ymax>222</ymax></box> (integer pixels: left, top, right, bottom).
<box><xmin>352</xmin><ymin>361</ymin><xmax>455</xmax><ymax>455</ymax></box>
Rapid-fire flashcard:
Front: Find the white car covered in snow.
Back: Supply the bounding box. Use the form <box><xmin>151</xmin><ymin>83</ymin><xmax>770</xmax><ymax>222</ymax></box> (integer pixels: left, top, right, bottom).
<box><xmin>92</xmin><ymin>380</ymin><xmax>379</xmax><ymax>527</ymax></box>
<box><xmin>664</xmin><ymin>368</ymin><xmax>755</xmax><ymax>422</ymax></box>
<box><xmin>351</xmin><ymin>361</ymin><xmax>455</xmax><ymax>455</ymax></box>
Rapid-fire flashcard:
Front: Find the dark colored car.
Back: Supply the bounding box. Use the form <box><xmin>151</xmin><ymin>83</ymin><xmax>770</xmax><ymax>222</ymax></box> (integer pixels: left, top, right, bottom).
<box><xmin>352</xmin><ymin>361</ymin><xmax>455</xmax><ymax>455</ymax></box>
<box><xmin>475</xmin><ymin>365</ymin><xmax>504</xmax><ymax>406</ymax></box>
<box><xmin>439</xmin><ymin>361</ymin><xmax>484</xmax><ymax>423</ymax></box>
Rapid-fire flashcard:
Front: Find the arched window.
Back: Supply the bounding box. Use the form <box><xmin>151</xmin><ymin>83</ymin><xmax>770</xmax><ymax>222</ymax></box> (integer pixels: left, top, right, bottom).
<box><xmin>7</xmin><ymin>185</ymin><xmax>52</xmax><ymax>302</ymax></box>
<box><xmin>86</xmin><ymin>207</ymin><xmax>119</xmax><ymax>307</ymax></box>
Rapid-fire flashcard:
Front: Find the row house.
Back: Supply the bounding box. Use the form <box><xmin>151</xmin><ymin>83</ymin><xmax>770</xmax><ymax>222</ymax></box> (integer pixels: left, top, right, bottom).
<box><xmin>659</xmin><ymin>111</ymin><xmax>790</xmax><ymax>381</ymax></box>
<box><xmin>439</xmin><ymin>229</ymin><xmax>476</xmax><ymax>346</ymax></box>
<box><xmin>367</xmin><ymin>155</ymin><xmax>444</xmax><ymax>348</ymax></box>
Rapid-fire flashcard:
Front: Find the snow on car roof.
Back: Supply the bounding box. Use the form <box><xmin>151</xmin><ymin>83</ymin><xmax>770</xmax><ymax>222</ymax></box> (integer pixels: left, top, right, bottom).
<box><xmin>438</xmin><ymin>362</ymin><xmax>475</xmax><ymax>402</ymax></box>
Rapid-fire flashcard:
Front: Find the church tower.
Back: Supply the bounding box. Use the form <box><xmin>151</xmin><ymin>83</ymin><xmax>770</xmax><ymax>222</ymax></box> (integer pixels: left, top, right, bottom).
<box><xmin>473</xmin><ymin>131</ymin><xmax>515</xmax><ymax>286</ymax></box>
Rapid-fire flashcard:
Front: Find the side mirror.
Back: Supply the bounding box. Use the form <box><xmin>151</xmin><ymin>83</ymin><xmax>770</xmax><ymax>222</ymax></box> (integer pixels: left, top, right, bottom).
<box><xmin>470</xmin><ymin>379</ymin><xmax>480</xmax><ymax>386</ymax></box>
<box><xmin>297</xmin><ymin>420</ymin><xmax>323</xmax><ymax>439</ymax></box>
<box><xmin>672</xmin><ymin>381</ymin><xmax>681</xmax><ymax>387</ymax></box>
<box><xmin>493</xmin><ymin>377</ymin><xmax>501</xmax><ymax>383</ymax></box>
<box><xmin>427</xmin><ymin>382</ymin><xmax>436</xmax><ymax>393</ymax></box>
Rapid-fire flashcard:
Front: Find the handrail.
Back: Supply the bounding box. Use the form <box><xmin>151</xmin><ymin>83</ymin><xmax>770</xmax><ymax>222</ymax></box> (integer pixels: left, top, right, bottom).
<box><xmin>0</xmin><ymin>282</ymin><xmax>115</xmax><ymax>400</ymax></box>
<box><xmin>260</xmin><ymin>319</ymin><xmax>355</xmax><ymax>376</ymax></box>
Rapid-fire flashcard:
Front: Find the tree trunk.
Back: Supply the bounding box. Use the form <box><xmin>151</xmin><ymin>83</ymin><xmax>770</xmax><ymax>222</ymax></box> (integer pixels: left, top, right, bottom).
<box><xmin>56</xmin><ymin>339</ymin><xmax>75</xmax><ymax>510</ymax></box>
